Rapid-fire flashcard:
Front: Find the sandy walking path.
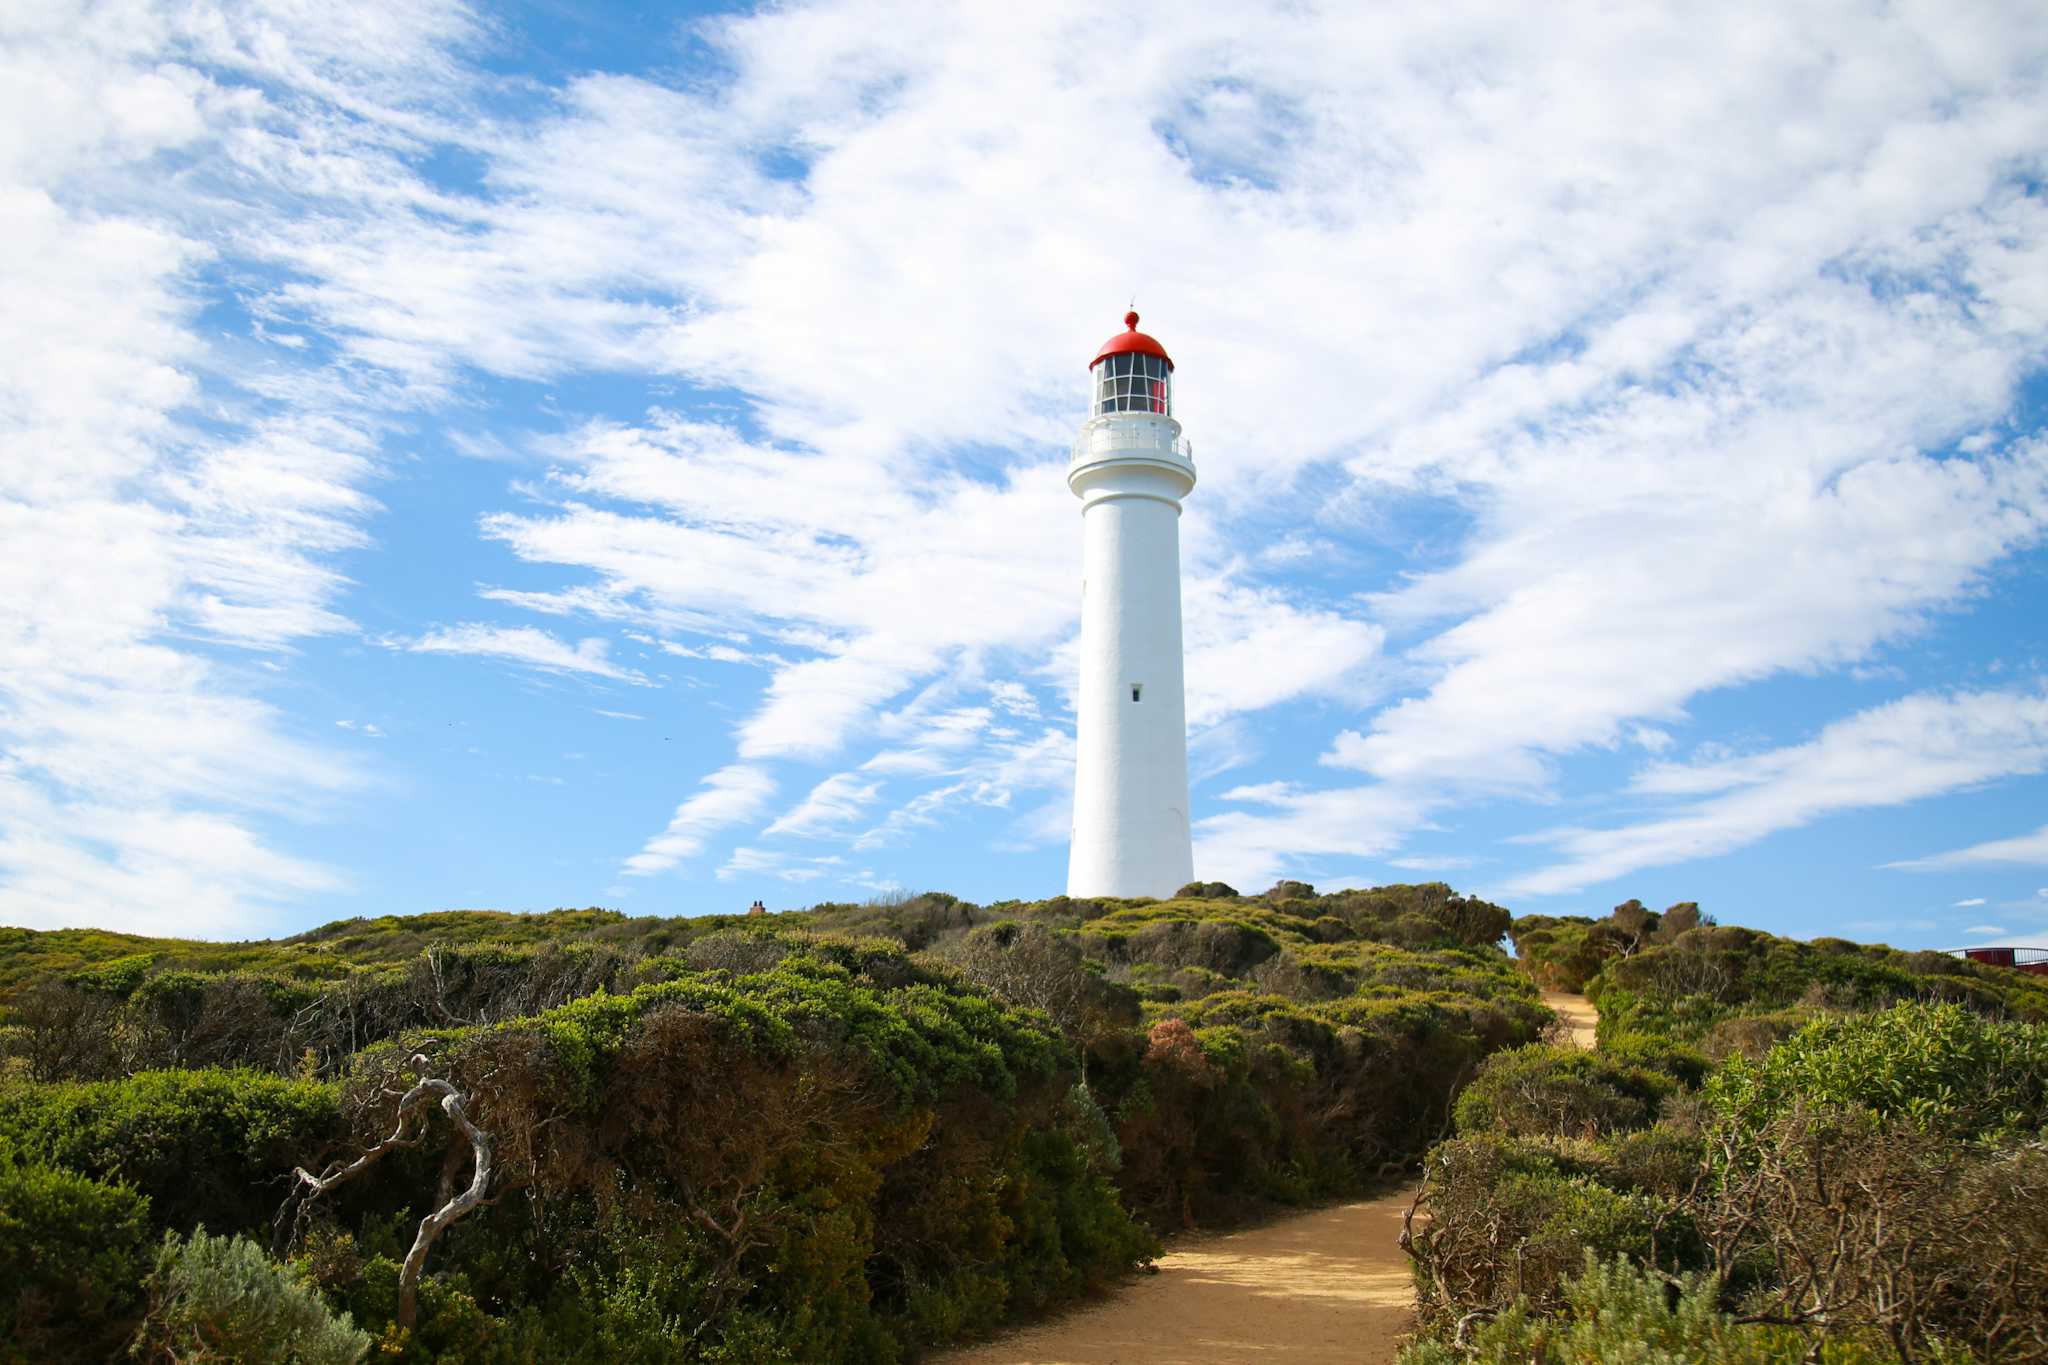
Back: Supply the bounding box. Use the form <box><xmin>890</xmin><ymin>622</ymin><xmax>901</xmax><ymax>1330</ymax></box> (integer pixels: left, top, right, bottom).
<box><xmin>1541</xmin><ymin>991</ymin><xmax>1598</xmax><ymax>1048</ymax></box>
<box><xmin>933</xmin><ymin>995</ymin><xmax>1599</xmax><ymax>1364</ymax></box>
<box><xmin>931</xmin><ymin>1186</ymin><xmax>1422</xmax><ymax>1365</ymax></box>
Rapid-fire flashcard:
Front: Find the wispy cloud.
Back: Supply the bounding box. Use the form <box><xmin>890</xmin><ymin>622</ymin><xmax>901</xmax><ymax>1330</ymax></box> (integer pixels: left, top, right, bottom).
<box><xmin>1886</xmin><ymin>822</ymin><xmax>2048</xmax><ymax>872</ymax></box>
<box><xmin>396</xmin><ymin>624</ymin><xmax>648</xmax><ymax>684</ymax></box>
<box><xmin>1388</xmin><ymin>854</ymin><xmax>1481</xmax><ymax>872</ymax></box>
<box><xmin>1504</xmin><ymin>687</ymin><xmax>2048</xmax><ymax>896</ymax></box>
<box><xmin>718</xmin><ymin>847</ymin><xmax>846</xmax><ymax>883</ymax></box>
<box><xmin>623</xmin><ymin>764</ymin><xmax>776</xmax><ymax>876</ymax></box>
<box><xmin>0</xmin><ymin>0</ymin><xmax>445</xmax><ymax>931</ymax></box>
<box><xmin>764</xmin><ymin>772</ymin><xmax>883</xmax><ymax>838</ymax></box>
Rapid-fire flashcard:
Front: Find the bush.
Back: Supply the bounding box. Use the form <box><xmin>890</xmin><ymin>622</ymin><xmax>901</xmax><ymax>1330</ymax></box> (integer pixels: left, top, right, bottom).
<box><xmin>0</xmin><ymin>1069</ymin><xmax>342</xmax><ymax>1235</ymax></box>
<box><xmin>1398</xmin><ymin>1252</ymin><xmax>1823</xmax><ymax>1364</ymax></box>
<box><xmin>1700</xmin><ymin>1105</ymin><xmax>2048</xmax><ymax>1362</ymax></box>
<box><xmin>1407</xmin><ymin>1135</ymin><xmax>1676</xmax><ymax>1333</ymax></box>
<box><xmin>1706</xmin><ymin>1001</ymin><xmax>2048</xmax><ymax>1140</ymax></box>
<box><xmin>0</xmin><ymin>1151</ymin><xmax>151</xmax><ymax>1362</ymax></box>
<box><xmin>1699</xmin><ymin>1010</ymin><xmax>1803</xmax><ymax>1061</ymax></box>
<box><xmin>2</xmin><ymin>978</ymin><xmax>124</xmax><ymax>1080</ymax></box>
<box><xmin>1453</xmin><ymin>1044</ymin><xmax>1679</xmax><ymax>1140</ymax></box>
<box><xmin>1600</xmin><ymin>1032</ymin><xmax>1711</xmax><ymax>1088</ymax></box>
<box><xmin>294</xmin><ymin>946</ymin><xmax>1153</xmax><ymax>1360</ymax></box>
<box><xmin>132</xmin><ymin>1227</ymin><xmax>370</xmax><ymax>1364</ymax></box>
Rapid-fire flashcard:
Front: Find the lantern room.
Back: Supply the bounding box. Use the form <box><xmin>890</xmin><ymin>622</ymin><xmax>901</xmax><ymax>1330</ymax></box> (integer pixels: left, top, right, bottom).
<box><xmin>1090</xmin><ymin>310</ymin><xmax>1173</xmax><ymax>416</ymax></box>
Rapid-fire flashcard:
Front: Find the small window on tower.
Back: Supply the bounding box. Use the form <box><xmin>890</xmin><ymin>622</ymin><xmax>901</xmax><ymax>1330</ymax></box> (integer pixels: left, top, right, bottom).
<box><xmin>1131</xmin><ymin>684</ymin><xmax>1143</xmax><ymax>702</ymax></box>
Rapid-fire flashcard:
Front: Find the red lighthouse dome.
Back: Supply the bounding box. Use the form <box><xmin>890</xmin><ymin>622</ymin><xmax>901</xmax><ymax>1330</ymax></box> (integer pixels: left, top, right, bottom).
<box><xmin>1089</xmin><ymin>310</ymin><xmax>1174</xmax><ymax>416</ymax></box>
<box><xmin>1090</xmin><ymin>310</ymin><xmax>1173</xmax><ymax>371</ymax></box>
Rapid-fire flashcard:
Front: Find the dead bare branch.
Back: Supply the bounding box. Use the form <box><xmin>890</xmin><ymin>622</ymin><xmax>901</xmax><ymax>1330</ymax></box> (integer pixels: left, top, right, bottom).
<box><xmin>279</xmin><ymin>1053</ymin><xmax>496</xmax><ymax>1331</ymax></box>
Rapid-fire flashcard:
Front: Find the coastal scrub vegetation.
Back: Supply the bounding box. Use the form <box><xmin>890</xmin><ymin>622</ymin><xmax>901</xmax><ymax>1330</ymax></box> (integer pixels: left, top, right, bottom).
<box><xmin>1399</xmin><ymin>900</ymin><xmax>2048</xmax><ymax>1364</ymax></box>
<box><xmin>0</xmin><ymin>881</ymin><xmax>1540</xmax><ymax>1361</ymax></box>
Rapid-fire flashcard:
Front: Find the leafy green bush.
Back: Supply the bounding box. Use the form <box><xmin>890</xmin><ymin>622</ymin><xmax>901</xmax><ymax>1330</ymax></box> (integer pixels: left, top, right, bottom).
<box><xmin>0</xmin><ymin>1148</ymin><xmax>151</xmax><ymax>1363</ymax></box>
<box><xmin>132</xmin><ymin>1227</ymin><xmax>370</xmax><ymax>1364</ymax></box>
<box><xmin>1706</xmin><ymin>1001</ymin><xmax>2048</xmax><ymax>1140</ymax></box>
<box><xmin>1601</xmin><ymin>1032</ymin><xmax>1711</xmax><ymax>1088</ymax></box>
<box><xmin>0</xmin><ymin>1068</ymin><xmax>341</xmax><ymax>1234</ymax></box>
<box><xmin>1453</xmin><ymin>1044</ymin><xmax>1679</xmax><ymax>1140</ymax></box>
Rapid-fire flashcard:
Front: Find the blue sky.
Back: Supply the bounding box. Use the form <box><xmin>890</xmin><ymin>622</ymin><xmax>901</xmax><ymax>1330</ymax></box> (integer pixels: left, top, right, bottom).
<box><xmin>4</xmin><ymin>1</ymin><xmax>2048</xmax><ymax>948</ymax></box>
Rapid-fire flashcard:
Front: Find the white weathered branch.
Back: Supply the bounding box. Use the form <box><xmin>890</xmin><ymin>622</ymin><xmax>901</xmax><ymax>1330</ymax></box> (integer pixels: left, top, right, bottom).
<box><xmin>284</xmin><ymin>1053</ymin><xmax>494</xmax><ymax>1331</ymax></box>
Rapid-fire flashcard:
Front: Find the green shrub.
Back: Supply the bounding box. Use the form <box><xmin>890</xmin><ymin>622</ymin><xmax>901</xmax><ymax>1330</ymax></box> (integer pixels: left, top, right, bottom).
<box><xmin>1601</xmin><ymin>1032</ymin><xmax>1710</xmax><ymax>1089</ymax></box>
<box><xmin>296</xmin><ymin>946</ymin><xmax>1155</xmax><ymax>1361</ymax></box>
<box><xmin>1600</xmin><ymin>1125</ymin><xmax>1705</xmax><ymax>1201</ymax></box>
<box><xmin>1706</xmin><ymin>1001</ymin><xmax>2048</xmax><ymax>1140</ymax></box>
<box><xmin>1454</xmin><ymin>1044</ymin><xmax>1678</xmax><ymax>1140</ymax></box>
<box><xmin>0</xmin><ymin>1150</ymin><xmax>151</xmax><ymax>1363</ymax></box>
<box><xmin>0</xmin><ymin>1068</ymin><xmax>342</xmax><ymax>1235</ymax></box>
<box><xmin>132</xmin><ymin>1227</ymin><xmax>370</xmax><ymax>1365</ymax></box>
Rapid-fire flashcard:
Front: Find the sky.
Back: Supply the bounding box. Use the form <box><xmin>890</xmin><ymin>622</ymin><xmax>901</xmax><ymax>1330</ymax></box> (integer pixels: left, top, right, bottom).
<box><xmin>4</xmin><ymin>0</ymin><xmax>2047</xmax><ymax>948</ymax></box>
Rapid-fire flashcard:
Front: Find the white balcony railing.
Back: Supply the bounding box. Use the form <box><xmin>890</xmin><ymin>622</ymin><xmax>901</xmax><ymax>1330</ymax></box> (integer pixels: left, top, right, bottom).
<box><xmin>1070</xmin><ymin>421</ymin><xmax>1194</xmax><ymax>466</ymax></box>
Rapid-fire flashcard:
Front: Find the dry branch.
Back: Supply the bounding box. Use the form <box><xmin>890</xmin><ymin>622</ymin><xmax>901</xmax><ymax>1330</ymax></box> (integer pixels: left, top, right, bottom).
<box><xmin>281</xmin><ymin>1053</ymin><xmax>494</xmax><ymax>1331</ymax></box>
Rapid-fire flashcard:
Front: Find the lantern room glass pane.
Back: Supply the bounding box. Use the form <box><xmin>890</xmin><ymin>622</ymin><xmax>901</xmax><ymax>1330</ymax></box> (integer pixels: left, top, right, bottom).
<box><xmin>1090</xmin><ymin>354</ymin><xmax>1172</xmax><ymax>417</ymax></box>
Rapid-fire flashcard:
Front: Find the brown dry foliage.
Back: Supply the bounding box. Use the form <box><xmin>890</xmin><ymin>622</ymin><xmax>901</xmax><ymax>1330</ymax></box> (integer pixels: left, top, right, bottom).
<box><xmin>1702</xmin><ymin>1108</ymin><xmax>2048</xmax><ymax>1363</ymax></box>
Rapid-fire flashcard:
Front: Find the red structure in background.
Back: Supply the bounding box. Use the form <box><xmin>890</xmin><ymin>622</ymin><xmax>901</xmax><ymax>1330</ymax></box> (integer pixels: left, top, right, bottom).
<box><xmin>1952</xmin><ymin>946</ymin><xmax>2048</xmax><ymax>977</ymax></box>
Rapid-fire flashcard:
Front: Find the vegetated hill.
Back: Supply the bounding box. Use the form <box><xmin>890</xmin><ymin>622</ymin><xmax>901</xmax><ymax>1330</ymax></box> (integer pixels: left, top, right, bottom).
<box><xmin>0</xmin><ymin>881</ymin><xmax>1547</xmax><ymax>1361</ymax></box>
<box><xmin>1510</xmin><ymin>898</ymin><xmax>2048</xmax><ymax>1053</ymax></box>
<box><xmin>1402</xmin><ymin>898</ymin><xmax>2048</xmax><ymax>1365</ymax></box>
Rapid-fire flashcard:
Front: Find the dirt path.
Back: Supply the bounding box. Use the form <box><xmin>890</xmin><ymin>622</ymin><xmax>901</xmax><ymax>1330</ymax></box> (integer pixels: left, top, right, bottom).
<box><xmin>1542</xmin><ymin>991</ymin><xmax>1598</xmax><ymax>1048</ymax></box>
<box><xmin>934</xmin><ymin>995</ymin><xmax>1600</xmax><ymax>1364</ymax></box>
<box><xmin>932</xmin><ymin>1187</ymin><xmax>1421</xmax><ymax>1365</ymax></box>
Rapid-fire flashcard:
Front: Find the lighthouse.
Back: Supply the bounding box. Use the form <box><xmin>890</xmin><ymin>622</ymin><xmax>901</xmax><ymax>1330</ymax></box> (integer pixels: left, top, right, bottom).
<box><xmin>1067</xmin><ymin>311</ymin><xmax>1196</xmax><ymax>898</ymax></box>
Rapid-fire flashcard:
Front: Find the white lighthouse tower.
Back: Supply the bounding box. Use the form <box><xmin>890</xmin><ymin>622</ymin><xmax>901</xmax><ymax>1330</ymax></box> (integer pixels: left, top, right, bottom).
<box><xmin>1067</xmin><ymin>311</ymin><xmax>1196</xmax><ymax>898</ymax></box>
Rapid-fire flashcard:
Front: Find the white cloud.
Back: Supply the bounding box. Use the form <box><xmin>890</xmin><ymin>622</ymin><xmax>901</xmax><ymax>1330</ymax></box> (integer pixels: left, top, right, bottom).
<box><xmin>853</xmin><ymin>726</ymin><xmax>1074</xmax><ymax>851</ymax></box>
<box><xmin>1195</xmin><ymin>783</ymin><xmax>1436</xmax><ymax>895</ymax></box>
<box><xmin>718</xmin><ymin>846</ymin><xmax>846</xmax><ymax>883</ymax></box>
<box><xmin>622</xmin><ymin>764</ymin><xmax>777</xmax><ymax>876</ymax></box>
<box><xmin>1964</xmin><ymin>924</ymin><xmax>2008</xmax><ymax>937</ymax></box>
<box><xmin>988</xmin><ymin>681</ymin><xmax>1039</xmax><ymax>718</ymax></box>
<box><xmin>1506</xmin><ymin>686</ymin><xmax>2048</xmax><ymax>896</ymax></box>
<box><xmin>1388</xmin><ymin>855</ymin><xmax>1480</xmax><ymax>872</ymax></box>
<box><xmin>1954</xmin><ymin>896</ymin><xmax>1988</xmax><ymax>907</ymax></box>
<box><xmin>1190</xmin><ymin>718</ymin><xmax>1260</xmax><ymax>786</ymax></box>
<box><xmin>1886</xmin><ymin>822</ymin><xmax>2048</xmax><ymax>871</ymax></box>
<box><xmin>0</xmin><ymin>769</ymin><xmax>345</xmax><ymax>936</ymax></box>
<box><xmin>0</xmin><ymin>6</ymin><xmax>416</xmax><ymax>931</ymax></box>
<box><xmin>397</xmin><ymin>624</ymin><xmax>648</xmax><ymax>684</ymax></box>
<box><xmin>764</xmin><ymin>772</ymin><xmax>883</xmax><ymax>838</ymax></box>
<box><xmin>863</xmin><ymin>706</ymin><xmax>994</xmax><ymax>777</ymax></box>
